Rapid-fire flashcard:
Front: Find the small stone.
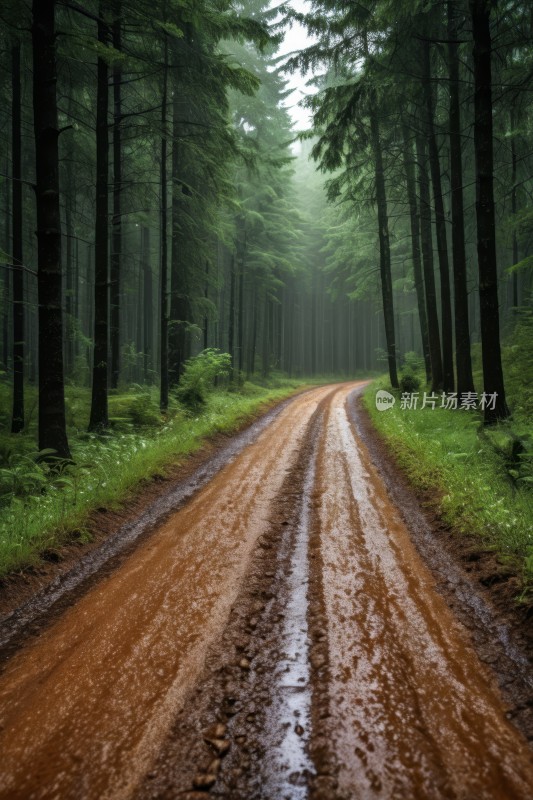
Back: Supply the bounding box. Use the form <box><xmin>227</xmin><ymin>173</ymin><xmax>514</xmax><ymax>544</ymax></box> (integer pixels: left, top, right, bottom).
<box><xmin>239</xmin><ymin>658</ymin><xmax>250</xmax><ymax>670</ymax></box>
<box><xmin>295</xmin><ymin>724</ymin><xmax>304</xmax><ymax>736</ymax></box>
<box><xmin>192</xmin><ymin>774</ymin><xmax>217</xmax><ymax>790</ymax></box>
<box><xmin>236</xmin><ymin>735</ymin><xmax>246</xmax><ymax>744</ymax></box>
<box><xmin>310</xmin><ymin>653</ymin><xmax>326</xmax><ymax>669</ymax></box>
<box><xmin>205</xmin><ymin>738</ymin><xmax>230</xmax><ymax>756</ymax></box>
<box><xmin>208</xmin><ymin>758</ymin><xmax>221</xmax><ymax>774</ymax></box>
<box><xmin>203</xmin><ymin>722</ymin><xmax>227</xmax><ymax>740</ymax></box>
<box><xmin>249</xmin><ymin>617</ymin><xmax>258</xmax><ymax>628</ymax></box>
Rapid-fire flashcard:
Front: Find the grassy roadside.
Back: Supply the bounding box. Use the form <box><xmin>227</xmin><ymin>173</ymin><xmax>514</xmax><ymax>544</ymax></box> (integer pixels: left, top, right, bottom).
<box><xmin>363</xmin><ymin>378</ymin><xmax>533</xmax><ymax>599</ymax></box>
<box><xmin>0</xmin><ymin>379</ymin><xmax>308</xmax><ymax>577</ymax></box>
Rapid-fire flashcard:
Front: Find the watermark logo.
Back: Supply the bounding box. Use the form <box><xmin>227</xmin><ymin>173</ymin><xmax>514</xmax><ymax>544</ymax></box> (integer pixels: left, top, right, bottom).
<box><xmin>376</xmin><ymin>389</ymin><xmax>396</xmax><ymax>411</ymax></box>
<box><xmin>399</xmin><ymin>391</ymin><xmax>498</xmax><ymax>411</ymax></box>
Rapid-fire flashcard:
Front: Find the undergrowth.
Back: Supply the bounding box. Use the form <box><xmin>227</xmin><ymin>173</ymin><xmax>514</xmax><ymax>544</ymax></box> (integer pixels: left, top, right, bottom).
<box><xmin>364</xmin><ymin>376</ymin><xmax>533</xmax><ymax>600</ymax></box>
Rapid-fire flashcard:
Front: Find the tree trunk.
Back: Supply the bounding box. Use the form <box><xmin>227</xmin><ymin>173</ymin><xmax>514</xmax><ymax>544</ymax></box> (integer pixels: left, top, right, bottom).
<box><xmin>110</xmin><ymin>8</ymin><xmax>122</xmax><ymax>390</ymax></box>
<box><xmin>32</xmin><ymin>0</ymin><xmax>71</xmax><ymax>458</ymax></box>
<box><xmin>160</xmin><ymin>30</ymin><xmax>169</xmax><ymax>409</ymax></box>
<box><xmin>369</xmin><ymin>96</ymin><xmax>398</xmax><ymax>388</ymax></box>
<box><xmin>169</xmin><ymin>65</ymin><xmax>190</xmax><ymax>383</ymax></box>
<box><xmin>64</xmin><ymin>148</ymin><xmax>74</xmax><ymax>379</ymax></box>
<box><xmin>228</xmin><ymin>256</ymin><xmax>235</xmax><ymax>376</ymax></box>
<box><xmin>416</xmin><ymin>133</ymin><xmax>444</xmax><ymax>392</ymax></box>
<box><xmin>422</xmin><ymin>37</ymin><xmax>455</xmax><ymax>392</ymax></box>
<box><xmin>470</xmin><ymin>0</ymin><xmax>509</xmax><ymax>422</ymax></box>
<box><xmin>89</xmin><ymin>6</ymin><xmax>110</xmax><ymax>431</ymax></box>
<box><xmin>510</xmin><ymin>107</ymin><xmax>519</xmax><ymax>310</ymax></box>
<box><xmin>261</xmin><ymin>293</ymin><xmax>269</xmax><ymax>379</ymax></box>
<box><xmin>237</xmin><ymin>241</ymin><xmax>244</xmax><ymax>375</ymax></box>
<box><xmin>249</xmin><ymin>287</ymin><xmax>258</xmax><ymax>376</ymax></box>
<box><xmin>142</xmin><ymin>226</ymin><xmax>152</xmax><ymax>383</ymax></box>
<box><xmin>203</xmin><ymin>260</ymin><xmax>209</xmax><ymax>351</ymax></box>
<box><xmin>11</xmin><ymin>42</ymin><xmax>24</xmax><ymax>433</ymax></box>
<box><xmin>401</xmin><ymin>120</ymin><xmax>431</xmax><ymax>383</ymax></box>
<box><xmin>448</xmin><ymin>1</ymin><xmax>475</xmax><ymax>396</ymax></box>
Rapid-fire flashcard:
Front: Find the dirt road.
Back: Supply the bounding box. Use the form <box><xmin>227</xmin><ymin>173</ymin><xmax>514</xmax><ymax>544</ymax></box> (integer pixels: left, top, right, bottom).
<box><xmin>0</xmin><ymin>383</ymin><xmax>532</xmax><ymax>799</ymax></box>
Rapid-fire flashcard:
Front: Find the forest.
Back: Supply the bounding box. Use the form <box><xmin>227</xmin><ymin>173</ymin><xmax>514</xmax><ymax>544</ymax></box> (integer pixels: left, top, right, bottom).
<box><xmin>2</xmin><ymin>2</ymin><xmax>533</xmax><ymax>797</ymax></box>
<box><xmin>0</xmin><ymin>0</ymin><xmax>532</xmax><ymax>573</ymax></box>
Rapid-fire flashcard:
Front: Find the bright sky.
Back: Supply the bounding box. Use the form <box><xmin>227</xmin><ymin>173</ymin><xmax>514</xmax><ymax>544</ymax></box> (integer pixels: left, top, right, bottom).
<box><xmin>274</xmin><ymin>0</ymin><xmax>317</xmax><ymax>131</ymax></box>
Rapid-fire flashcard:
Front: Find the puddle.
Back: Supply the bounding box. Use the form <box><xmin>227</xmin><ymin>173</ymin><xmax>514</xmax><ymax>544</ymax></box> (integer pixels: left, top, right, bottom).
<box><xmin>260</xmin><ymin>442</ymin><xmax>317</xmax><ymax>799</ymax></box>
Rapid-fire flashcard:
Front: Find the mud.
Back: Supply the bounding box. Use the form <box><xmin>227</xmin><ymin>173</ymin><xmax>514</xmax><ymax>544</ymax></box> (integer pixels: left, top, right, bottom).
<box><xmin>0</xmin><ymin>386</ymin><xmax>335</xmax><ymax>800</ymax></box>
<box><xmin>350</xmin><ymin>391</ymin><xmax>533</xmax><ymax>741</ymax></box>
<box><xmin>0</xmin><ymin>391</ymin><xmax>303</xmax><ymax>656</ymax></box>
<box><xmin>0</xmin><ymin>383</ymin><xmax>532</xmax><ymax>800</ymax></box>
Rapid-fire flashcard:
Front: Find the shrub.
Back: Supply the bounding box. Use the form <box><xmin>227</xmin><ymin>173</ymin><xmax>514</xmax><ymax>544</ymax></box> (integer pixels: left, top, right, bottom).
<box><xmin>399</xmin><ymin>372</ymin><xmax>421</xmax><ymax>393</ymax></box>
<box><xmin>398</xmin><ymin>350</ymin><xmax>423</xmax><ymax>394</ymax></box>
<box><xmin>176</xmin><ymin>349</ymin><xmax>232</xmax><ymax>411</ymax></box>
<box><xmin>402</xmin><ymin>351</ymin><xmax>425</xmax><ymax>374</ymax></box>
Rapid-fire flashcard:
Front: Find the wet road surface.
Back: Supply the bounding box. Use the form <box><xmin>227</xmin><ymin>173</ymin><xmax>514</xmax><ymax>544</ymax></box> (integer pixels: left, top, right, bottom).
<box><xmin>0</xmin><ymin>383</ymin><xmax>532</xmax><ymax>799</ymax></box>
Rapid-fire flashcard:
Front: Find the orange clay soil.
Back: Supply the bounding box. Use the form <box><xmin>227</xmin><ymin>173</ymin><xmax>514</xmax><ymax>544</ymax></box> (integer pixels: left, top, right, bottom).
<box><xmin>0</xmin><ymin>383</ymin><xmax>531</xmax><ymax>800</ymax></box>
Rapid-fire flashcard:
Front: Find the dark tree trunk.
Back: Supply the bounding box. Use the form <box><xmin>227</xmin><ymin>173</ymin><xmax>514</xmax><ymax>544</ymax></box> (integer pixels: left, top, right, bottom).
<box><xmin>368</xmin><ymin>96</ymin><xmax>398</xmax><ymax>388</ymax></box>
<box><xmin>248</xmin><ymin>288</ymin><xmax>258</xmax><ymax>376</ymax></box>
<box><xmin>64</xmin><ymin>150</ymin><xmax>74</xmax><ymax>378</ymax></box>
<box><xmin>228</xmin><ymin>256</ymin><xmax>235</xmax><ymax>376</ymax></box>
<box><xmin>203</xmin><ymin>260</ymin><xmax>209</xmax><ymax>351</ymax></box>
<box><xmin>237</xmin><ymin>252</ymin><xmax>244</xmax><ymax>375</ymax></box>
<box><xmin>401</xmin><ymin>120</ymin><xmax>431</xmax><ymax>383</ymax></box>
<box><xmin>448</xmin><ymin>1</ymin><xmax>475</xmax><ymax>396</ymax></box>
<box><xmin>422</xmin><ymin>37</ymin><xmax>455</xmax><ymax>392</ymax></box>
<box><xmin>142</xmin><ymin>226</ymin><xmax>152</xmax><ymax>383</ymax></box>
<box><xmin>510</xmin><ymin>107</ymin><xmax>519</xmax><ymax>310</ymax></box>
<box><xmin>32</xmin><ymin>0</ymin><xmax>71</xmax><ymax>458</ymax></box>
<box><xmin>169</xmin><ymin>70</ymin><xmax>191</xmax><ymax>384</ymax></box>
<box><xmin>11</xmin><ymin>43</ymin><xmax>24</xmax><ymax>433</ymax></box>
<box><xmin>160</xmin><ymin>30</ymin><xmax>169</xmax><ymax>410</ymax></box>
<box><xmin>417</xmin><ymin>133</ymin><xmax>444</xmax><ymax>392</ymax></box>
<box><xmin>110</xmin><ymin>8</ymin><xmax>122</xmax><ymax>390</ymax></box>
<box><xmin>470</xmin><ymin>0</ymin><xmax>509</xmax><ymax>422</ymax></box>
<box><xmin>89</xmin><ymin>7</ymin><xmax>110</xmax><ymax>431</ymax></box>
<box><xmin>2</xmin><ymin>159</ymin><xmax>9</xmax><ymax>374</ymax></box>
<box><xmin>261</xmin><ymin>293</ymin><xmax>269</xmax><ymax>379</ymax></box>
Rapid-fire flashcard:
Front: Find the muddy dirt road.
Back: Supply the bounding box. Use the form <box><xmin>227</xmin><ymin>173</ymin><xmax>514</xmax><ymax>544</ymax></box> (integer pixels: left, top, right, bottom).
<box><xmin>0</xmin><ymin>383</ymin><xmax>532</xmax><ymax>799</ymax></box>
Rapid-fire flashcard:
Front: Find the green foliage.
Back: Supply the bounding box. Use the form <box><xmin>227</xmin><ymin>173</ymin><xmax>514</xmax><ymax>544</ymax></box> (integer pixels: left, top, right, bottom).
<box><xmin>176</xmin><ymin>349</ymin><xmax>232</xmax><ymax>411</ymax></box>
<box><xmin>0</xmin><ymin>452</ymin><xmax>48</xmax><ymax>506</ymax></box>
<box><xmin>402</xmin><ymin>351</ymin><xmax>425</xmax><ymax>374</ymax></box>
<box><xmin>398</xmin><ymin>351</ymin><xmax>424</xmax><ymax>393</ymax></box>
<box><xmin>399</xmin><ymin>372</ymin><xmax>421</xmax><ymax>394</ymax></box>
<box><xmin>503</xmin><ymin>310</ymin><xmax>533</xmax><ymax>420</ymax></box>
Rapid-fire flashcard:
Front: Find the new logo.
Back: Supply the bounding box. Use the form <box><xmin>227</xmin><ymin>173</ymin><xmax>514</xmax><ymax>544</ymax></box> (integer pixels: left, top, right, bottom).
<box><xmin>375</xmin><ymin>390</ymin><xmax>395</xmax><ymax>411</ymax></box>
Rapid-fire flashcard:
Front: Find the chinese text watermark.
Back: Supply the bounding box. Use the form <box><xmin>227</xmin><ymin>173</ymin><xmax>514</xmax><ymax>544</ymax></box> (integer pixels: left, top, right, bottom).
<box><xmin>376</xmin><ymin>391</ymin><xmax>498</xmax><ymax>412</ymax></box>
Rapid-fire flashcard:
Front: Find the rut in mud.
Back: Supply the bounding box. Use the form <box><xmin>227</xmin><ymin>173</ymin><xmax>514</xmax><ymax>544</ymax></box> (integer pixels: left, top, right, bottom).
<box><xmin>0</xmin><ymin>383</ymin><xmax>532</xmax><ymax>800</ymax></box>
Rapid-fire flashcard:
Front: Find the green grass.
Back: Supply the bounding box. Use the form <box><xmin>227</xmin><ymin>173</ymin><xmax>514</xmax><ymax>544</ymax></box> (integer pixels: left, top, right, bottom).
<box><xmin>0</xmin><ymin>378</ymin><xmax>308</xmax><ymax>577</ymax></box>
<box><xmin>364</xmin><ymin>377</ymin><xmax>533</xmax><ymax>598</ymax></box>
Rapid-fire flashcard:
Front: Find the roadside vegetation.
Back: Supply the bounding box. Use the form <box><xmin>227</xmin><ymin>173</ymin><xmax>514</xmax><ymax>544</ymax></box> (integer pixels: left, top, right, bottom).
<box><xmin>365</xmin><ymin>313</ymin><xmax>533</xmax><ymax>599</ymax></box>
<box><xmin>0</xmin><ymin>354</ymin><xmax>306</xmax><ymax>577</ymax></box>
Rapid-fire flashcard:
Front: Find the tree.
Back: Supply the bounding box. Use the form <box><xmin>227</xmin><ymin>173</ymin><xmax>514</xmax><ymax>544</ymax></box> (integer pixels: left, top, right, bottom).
<box><xmin>447</xmin><ymin>0</ymin><xmax>474</xmax><ymax>396</ymax></box>
<box><xmin>470</xmin><ymin>0</ymin><xmax>509</xmax><ymax>422</ymax></box>
<box><xmin>32</xmin><ymin>0</ymin><xmax>71</xmax><ymax>459</ymax></box>
<box><xmin>11</xmin><ymin>40</ymin><xmax>24</xmax><ymax>433</ymax></box>
<box><xmin>89</xmin><ymin>4</ymin><xmax>110</xmax><ymax>431</ymax></box>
